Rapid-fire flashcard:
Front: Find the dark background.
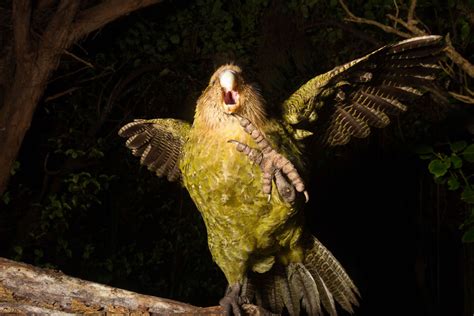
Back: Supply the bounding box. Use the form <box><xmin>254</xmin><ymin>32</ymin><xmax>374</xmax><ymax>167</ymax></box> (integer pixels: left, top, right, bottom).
<box><xmin>1</xmin><ymin>1</ymin><xmax>473</xmax><ymax>315</ymax></box>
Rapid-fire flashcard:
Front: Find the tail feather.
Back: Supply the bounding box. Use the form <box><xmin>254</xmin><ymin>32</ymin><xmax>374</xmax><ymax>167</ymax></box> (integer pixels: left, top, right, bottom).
<box><xmin>246</xmin><ymin>265</ymin><xmax>298</xmax><ymax>315</ymax></box>
<box><xmin>274</xmin><ymin>268</ymin><xmax>295</xmax><ymax>314</ymax></box>
<box><xmin>288</xmin><ymin>263</ymin><xmax>321</xmax><ymax>315</ymax></box>
<box><xmin>245</xmin><ymin>235</ymin><xmax>359</xmax><ymax>315</ymax></box>
<box><xmin>262</xmin><ymin>270</ymin><xmax>286</xmax><ymax>314</ymax></box>
<box><xmin>311</xmin><ymin>269</ymin><xmax>337</xmax><ymax>316</ymax></box>
<box><xmin>304</xmin><ymin>236</ymin><xmax>360</xmax><ymax>313</ymax></box>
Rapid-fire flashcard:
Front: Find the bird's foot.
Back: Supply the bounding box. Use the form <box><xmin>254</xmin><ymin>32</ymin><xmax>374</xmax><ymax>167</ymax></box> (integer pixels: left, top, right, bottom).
<box><xmin>228</xmin><ymin>115</ymin><xmax>309</xmax><ymax>204</ymax></box>
<box><xmin>219</xmin><ymin>283</ymin><xmax>249</xmax><ymax>316</ymax></box>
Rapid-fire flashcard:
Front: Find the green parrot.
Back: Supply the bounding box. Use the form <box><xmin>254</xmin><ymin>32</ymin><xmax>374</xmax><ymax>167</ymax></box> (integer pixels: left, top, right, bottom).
<box><xmin>119</xmin><ymin>35</ymin><xmax>444</xmax><ymax>315</ymax></box>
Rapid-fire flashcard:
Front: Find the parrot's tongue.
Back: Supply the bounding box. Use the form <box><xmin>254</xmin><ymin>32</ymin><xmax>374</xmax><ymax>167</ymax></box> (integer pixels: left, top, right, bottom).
<box><xmin>224</xmin><ymin>91</ymin><xmax>237</xmax><ymax>105</ymax></box>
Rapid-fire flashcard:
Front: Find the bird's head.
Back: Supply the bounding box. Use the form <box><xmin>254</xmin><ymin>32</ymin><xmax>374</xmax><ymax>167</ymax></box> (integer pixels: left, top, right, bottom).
<box><xmin>195</xmin><ymin>64</ymin><xmax>266</xmax><ymax>130</ymax></box>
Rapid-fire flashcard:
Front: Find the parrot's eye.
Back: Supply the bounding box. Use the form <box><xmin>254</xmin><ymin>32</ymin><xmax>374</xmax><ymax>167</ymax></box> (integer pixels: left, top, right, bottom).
<box><xmin>219</xmin><ymin>70</ymin><xmax>241</xmax><ymax>114</ymax></box>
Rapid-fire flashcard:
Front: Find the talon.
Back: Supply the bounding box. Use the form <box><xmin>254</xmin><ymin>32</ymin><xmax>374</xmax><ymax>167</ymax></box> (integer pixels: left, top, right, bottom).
<box><xmin>230</xmin><ymin>115</ymin><xmax>308</xmax><ymax>204</ymax></box>
<box><xmin>267</xmin><ymin>194</ymin><xmax>271</xmax><ymax>202</ymax></box>
<box><xmin>220</xmin><ymin>283</ymin><xmax>244</xmax><ymax>316</ymax></box>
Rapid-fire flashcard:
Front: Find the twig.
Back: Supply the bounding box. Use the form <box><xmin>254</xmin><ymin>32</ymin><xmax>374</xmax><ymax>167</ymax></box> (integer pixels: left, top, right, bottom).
<box><xmin>445</xmin><ymin>34</ymin><xmax>474</xmax><ymax>78</ymax></box>
<box><xmin>76</xmin><ymin>69</ymin><xmax>115</xmax><ymax>85</ymax></box>
<box><xmin>48</xmin><ymin>66</ymin><xmax>90</xmax><ymax>84</ymax></box>
<box><xmin>392</xmin><ymin>0</ymin><xmax>399</xmax><ymax>29</ymax></box>
<box><xmin>465</xmin><ymin>78</ymin><xmax>474</xmax><ymax>97</ymax></box>
<box><xmin>338</xmin><ymin>0</ymin><xmax>412</xmax><ymax>38</ymax></box>
<box><xmin>386</xmin><ymin>14</ymin><xmax>425</xmax><ymax>36</ymax></box>
<box><xmin>44</xmin><ymin>87</ymin><xmax>81</xmax><ymax>102</ymax></box>
<box><xmin>439</xmin><ymin>60</ymin><xmax>456</xmax><ymax>79</ymax></box>
<box><xmin>63</xmin><ymin>50</ymin><xmax>94</xmax><ymax>68</ymax></box>
<box><xmin>407</xmin><ymin>0</ymin><xmax>417</xmax><ymax>25</ymax></box>
<box><xmin>304</xmin><ymin>19</ymin><xmax>381</xmax><ymax>46</ymax></box>
<box><xmin>338</xmin><ymin>0</ymin><xmax>474</xmax><ymax>80</ymax></box>
<box><xmin>449</xmin><ymin>91</ymin><xmax>474</xmax><ymax>104</ymax></box>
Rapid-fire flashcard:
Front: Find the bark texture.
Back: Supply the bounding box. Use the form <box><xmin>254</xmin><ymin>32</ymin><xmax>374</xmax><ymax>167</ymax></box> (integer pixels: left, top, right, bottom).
<box><xmin>0</xmin><ymin>257</ymin><xmax>215</xmax><ymax>315</ymax></box>
<box><xmin>0</xmin><ymin>257</ymin><xmax>273</xmax><ymax>315</ymax></box>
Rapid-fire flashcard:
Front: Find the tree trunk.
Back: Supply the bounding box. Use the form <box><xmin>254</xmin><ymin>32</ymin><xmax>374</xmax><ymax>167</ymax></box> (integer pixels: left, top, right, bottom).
<box><xmin>0</xmin><ymin>58</ymin><xmax>58</xmax><ymax>197</ymax></box>
<box><xmin>0</xmin><ymin>0</ymin><xmax>162</xmax><ymax>196</ymax></box>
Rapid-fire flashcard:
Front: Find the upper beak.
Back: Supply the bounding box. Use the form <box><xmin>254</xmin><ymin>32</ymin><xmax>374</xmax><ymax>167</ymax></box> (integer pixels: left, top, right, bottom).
<box><xmin>219</xmin><ymin>70</ymin><xmax>236</xmax><ymax>91</ymax></box>
<box><xmin>219</xmin><ymin>70</ymin><xmax>240</xmax><ymax>113</ymax></box>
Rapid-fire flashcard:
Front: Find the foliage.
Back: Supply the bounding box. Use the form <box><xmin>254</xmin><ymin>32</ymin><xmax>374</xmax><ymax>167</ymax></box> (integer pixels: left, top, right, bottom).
<box><xmin>416</xmin><ymin>141</ymin><xmax>474</xmax><ymax>242</ymax></box>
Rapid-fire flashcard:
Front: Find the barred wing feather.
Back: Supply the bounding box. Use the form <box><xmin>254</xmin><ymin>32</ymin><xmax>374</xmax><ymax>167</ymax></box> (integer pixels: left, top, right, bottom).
<box><xmin>282</xmin><ymin>35</ymin><xmax>444</xmax><ymax>146</ymax></box>
<box><xmin>118</xmin><ymin>118</ymin><xmax>191</xmax><ymax>182</ymax></box>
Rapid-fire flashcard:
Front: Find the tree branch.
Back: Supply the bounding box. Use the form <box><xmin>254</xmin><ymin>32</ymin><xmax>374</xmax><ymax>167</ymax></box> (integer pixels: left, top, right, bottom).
<box><xmin>0</xmin><ymin>0</ymin><xmax>166</xmax><ymax>197</ymax></box>
<box><xmin>445</xmin><ymin>34</ymin><xmax>474</xmax><ymax>78</ymax></box>
<box><xmin>69</xmin><ymin>0</ymin><xmax>163</xmax><ymax>44</ymax></box>
<box><xmin>44</xmin><ymin>86</ymin><xmax>81</xmax><ymax>102</ymax></box>
<box><xmin>0</xmin><ymin>257</ymin><xmax>222</xmax><ymax>314</ymax></box>
<box><xmin>63</xmin><ymin>50</ymin><xmax>95</xmax><ymax>68</ymax></box>
<box><xmin>36</xmin><ymin>0</ymin><xmax>60</xmax><ymax>11</ymax></box>
<box><xmin>449</xmin><ymin>91</ymin><xmax>474</xmax><ymax>104</ymax></box>
<box><xmin>12</xmin><ymin>0</ymin><xmax>31</xmax><ymax>63</ymax></box>
<box><xmin>0</xmin><ymin>257</ymin><xmax>272</xmax><ymax>315</ymax></box>
<box><xmin>305</xmin><ymin>19</ymin><xmax>381</xmax><ymax>47</ymax></box>
<box><xmin>338</xmin><ymin>0</ymin><xmax>474</xmax><ymax>79</ymax></box>
<box><xmin>338</xmin><ymin>0</ymin><xmax>412</xmax><ymax>38</ymax></box>
<box><xmin>407</xmin><ymin>0</ymin><xmax>417</xmax><ymax>24</ymax></box>
<box><xmin>39</xmin><ymin>0</ymin><xmax>80</xmax><ymax>57</ymax></box>
<box><xmin>386</xmin><ymin>13</ymin><xmax>425</xmax><ymax>36</ymax></box>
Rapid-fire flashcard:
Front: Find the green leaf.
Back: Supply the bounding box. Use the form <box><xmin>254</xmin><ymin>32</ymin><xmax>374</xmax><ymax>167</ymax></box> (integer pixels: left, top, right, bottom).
<box><xmin>169</xmin><ymin>34</ymin><xmax>180</xmax><ymax>44</ymax></box>
<box><xmin>450</xmin><ymin>141</ymin><xmax>467</xmax><ymax>153</ymax></box>
<box><xmin>2</xmin><ymin>192</ymin><xmax>10</xmax><ymax>205</ymax></box>
<box><xmin>10</xmin><ymin>161</ymin><xmax>20</xmax><ymax>175</ymax></box>
<box><xmin>461</xmin><ymin>186</ymin><xmax>474</xmax><ymax>204</ymax></box>
<box><xmin>447</xmin><ymin>177</ymin><xmax>460</xmax><ymax>191</ymax></box>
<box><xmin>428</xmin><ymin>159</ymin><xmax>450</xmax><ymax>178</ymax></box>
<box><xmin>462</xmin><ymin>227</ymin><xmax>474</xmax><ymax>243</ymax></box>
<box><xmin>461</xmin><ymin>208</ymin><xmax>474</xmax><ymax>229</ymax></box>
<box><xmin>462</xmin><ymin>144</ymin><xmax>474</xmax><ymax>162</ymax></box>
<box><xmin>450</xmin><ymin>154</ymin><xmax>463</xmax><ymax>169</ymax></box>
<box><xmin>460</xmin><ymin>19</ymin><xmax>470</xmax><ymax>42</ymax></box>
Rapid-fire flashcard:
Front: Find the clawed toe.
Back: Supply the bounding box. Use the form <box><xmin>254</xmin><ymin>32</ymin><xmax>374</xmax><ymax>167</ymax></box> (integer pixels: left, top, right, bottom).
<box><xmin>220</xmin><ymin>283</ymin><xmax>245</xmax><ymax>316</ymax></box>
<box><xmin>228</xmin><ymin>115</ymin><xmax>309</xmax><ymax>204</ymax></box>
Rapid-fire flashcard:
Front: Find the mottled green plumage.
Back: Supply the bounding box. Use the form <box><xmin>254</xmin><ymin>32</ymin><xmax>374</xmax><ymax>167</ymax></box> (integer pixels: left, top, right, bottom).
<box><xmin>180</xmin><ymin>66</ymin><xmax>307</xmax><ymax>284</ymax></box>
<box><xmin>181</xmin><ymin>115</ymin><xmax>305</xmax><ymax>283</ymax></box>
<box><xmin>119</xmin><ymin>35</ymin><xmax>444</xmax><ymax>315</ymax></box>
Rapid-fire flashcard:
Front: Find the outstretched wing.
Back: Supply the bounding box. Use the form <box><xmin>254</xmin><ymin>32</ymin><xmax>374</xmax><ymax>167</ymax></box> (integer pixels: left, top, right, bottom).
<box><xmin>118</xmin><ymin>118</ymin><xmax>191</xmax><ymax>182</ymax></box>
<box><xmin>282</xmin><ymin>35</ymin><xmax>444</xmax><ymax>146</ymax></box>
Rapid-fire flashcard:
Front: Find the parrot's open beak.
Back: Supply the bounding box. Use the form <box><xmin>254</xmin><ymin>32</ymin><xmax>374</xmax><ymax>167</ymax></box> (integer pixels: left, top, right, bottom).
<box><xmin>219</xmin><ymin>70</ymin><xmax>241</xmax><ymax>114</ymax></box>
